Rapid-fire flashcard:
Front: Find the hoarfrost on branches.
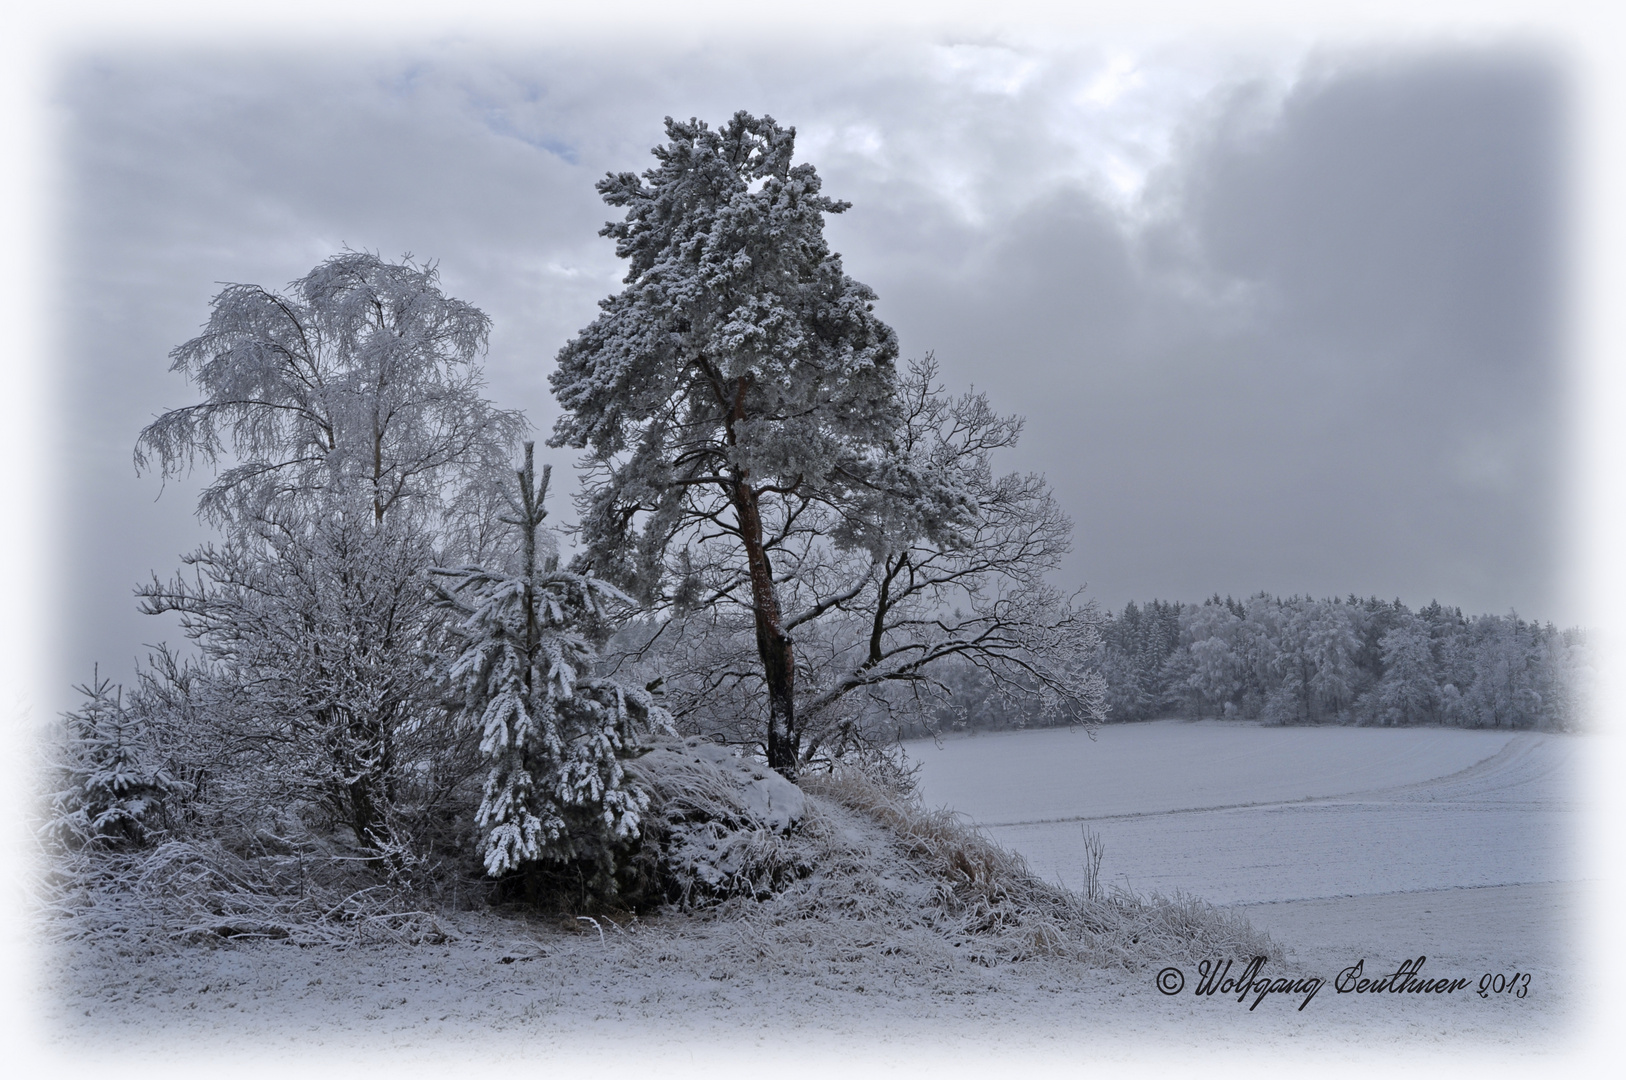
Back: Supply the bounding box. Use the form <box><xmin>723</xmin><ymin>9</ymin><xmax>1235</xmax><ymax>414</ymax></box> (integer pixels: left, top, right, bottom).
<box><xmin>631</xmin><ymin>358</ymin><xmax>1108</xmax><ymax>769</ymax></box>
<box><xmin>137</xmin><ymin>510</ymin><xmax>462</xmax><ymax>851</ymax></box>
<box><xmin>136</xmin><ymin>250</ymin><xmax>524</xmax><ymax>534</ymax></box>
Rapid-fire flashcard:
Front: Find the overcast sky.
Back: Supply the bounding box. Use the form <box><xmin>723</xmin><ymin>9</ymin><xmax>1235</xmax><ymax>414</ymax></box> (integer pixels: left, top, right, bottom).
<box><xmin>46</xmin><ymin>30</ymin><xmax>1569</xmax><ymax>702</ymax></box>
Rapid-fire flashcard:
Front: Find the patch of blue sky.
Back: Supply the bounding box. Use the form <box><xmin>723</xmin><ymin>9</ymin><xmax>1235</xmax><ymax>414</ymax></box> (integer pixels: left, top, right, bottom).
<box><xmin>384</xmin><ymin>62</ymin><xmax>433</xmax><ymax>99</ymax></box>
<box><xmin>470</xmin><ymin>97</ymin><xmax>579</xmax><ymax>163</ymax></box>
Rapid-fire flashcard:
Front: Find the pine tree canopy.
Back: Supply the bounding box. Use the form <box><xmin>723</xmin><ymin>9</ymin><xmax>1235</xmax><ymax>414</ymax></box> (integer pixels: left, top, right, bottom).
<box><xmin>549</xmin><ymin>111</ymin><xmax>912</xmax><ymax>602</ymax></box>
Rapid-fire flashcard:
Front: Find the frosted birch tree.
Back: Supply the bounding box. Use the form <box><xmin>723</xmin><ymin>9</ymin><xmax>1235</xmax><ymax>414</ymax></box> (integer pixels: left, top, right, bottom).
<box><xmin>133</xmin><ymin>252</ymin><xmax>525</xmax><ymax>852</ymax></box>
<box><xmin>1461</xmin><ymin>615</ymin><xmax>1543</xmax><ymax>729</ymax></box>
<box><xmin>1375</xmin><ymin>615</ymin><xmax>1440</xmax><ymax>725</ymax></box>
<box><xmin>1181</xmin><ymin>603</ymin><xmax>1247</xmax><ymax>717</ymax></box>
<box><xmin>136</xmin><ymin>251</ymin><xmax>524</xmax><ymax>534</ymax></box>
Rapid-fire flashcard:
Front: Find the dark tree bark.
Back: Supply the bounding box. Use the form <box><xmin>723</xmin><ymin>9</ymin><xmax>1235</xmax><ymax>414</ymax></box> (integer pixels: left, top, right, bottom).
<box><xmin>731</xmin><ymin>478</ymin><xmax>799</xmax><ymax>777</ymax></box>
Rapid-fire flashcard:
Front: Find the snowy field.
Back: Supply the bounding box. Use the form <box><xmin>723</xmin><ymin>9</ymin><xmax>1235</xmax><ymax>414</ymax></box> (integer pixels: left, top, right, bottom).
<box><xmin>906</xmin><ymin>720</ymin><xmax>1586</xmax><ymax>980</ymax></box>
<box><xmin>904</xmin><ymin>721</ymin><xmax>1579</xmax><ymax>904</ymax></box>
<box><xmin>28</xmin><ymin>721</ymin><xmax>1598</xmax><ymax>1073</ymax></box>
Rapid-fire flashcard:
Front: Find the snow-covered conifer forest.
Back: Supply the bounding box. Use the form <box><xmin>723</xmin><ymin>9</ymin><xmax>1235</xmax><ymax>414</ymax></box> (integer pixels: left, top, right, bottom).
<box><xmin>26</xmin><ymin>30</ymin><xmax>1596</xmax><ymax>1069</ymax></box>
<box><xmin>926</xmin><ymin>594</ymin><xmax>1590</xmax><ymax>734</ymax></box>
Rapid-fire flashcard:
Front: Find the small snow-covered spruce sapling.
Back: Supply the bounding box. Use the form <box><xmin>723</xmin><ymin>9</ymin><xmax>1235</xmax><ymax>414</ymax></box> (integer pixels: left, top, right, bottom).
<box><xmin>45</xmin><ymin>670</ymin><xmax>179</xmax><ymax>849</ymax></box>
<box><xmin>433</xmin><ymin>443</ymin><xmax>670</xmax><ymax>891</ymax></box>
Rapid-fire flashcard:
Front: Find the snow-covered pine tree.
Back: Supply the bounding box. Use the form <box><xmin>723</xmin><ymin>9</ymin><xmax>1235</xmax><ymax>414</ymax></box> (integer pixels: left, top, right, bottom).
<box><xmin>549</xmin><ymin>112</ymin><xmax>917</xmax><ymax>779</ymax></box>
<box><xmin>434</xmin><ymin>443</ymin><xmax>669</xmax><ymax>895</ymax></box>
<box><xmin>550</xmin><ymin>119</ymin><xmax>1107</xmax><ymax>771</ymax></box>
<box><xmin>46</xmin><ymin>670</ymin><xmax>179</xmax><ymax>849</ymax></box>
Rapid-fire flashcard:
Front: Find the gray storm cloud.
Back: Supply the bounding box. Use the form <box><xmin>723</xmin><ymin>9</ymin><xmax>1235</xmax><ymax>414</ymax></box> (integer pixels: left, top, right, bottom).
<box><xmin>49</xmin><ymin>38</ymin><xmax>1567</xmax><ymax>712</ymax></box>
<box><xmin>854</xmin><ymin>50</ymin><xmax>1566</xmax><ymax>617</ymax></box>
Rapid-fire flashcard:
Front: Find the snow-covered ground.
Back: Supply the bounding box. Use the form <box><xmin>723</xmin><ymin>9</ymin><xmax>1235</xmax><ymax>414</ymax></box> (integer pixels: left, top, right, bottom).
<box><xmin>26</xmin><ymin>721</ymin><xmax>1600</xmax><ymax>1074</ymax></box>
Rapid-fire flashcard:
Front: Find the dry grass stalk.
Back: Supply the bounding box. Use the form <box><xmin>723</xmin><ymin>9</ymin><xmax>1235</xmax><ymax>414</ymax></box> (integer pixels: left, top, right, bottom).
<box><xmin>1081</xmin><ymin>825</ymin><xmax>1105</xmax><ymax>901</ymax></box>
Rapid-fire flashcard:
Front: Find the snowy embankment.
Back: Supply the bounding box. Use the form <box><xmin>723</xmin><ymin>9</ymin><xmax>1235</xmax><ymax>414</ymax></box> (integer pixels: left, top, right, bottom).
<box><xmin>29</xmin><ymin>722</ymin><xmax>1590</xmax><ymax>1067</ymax></box>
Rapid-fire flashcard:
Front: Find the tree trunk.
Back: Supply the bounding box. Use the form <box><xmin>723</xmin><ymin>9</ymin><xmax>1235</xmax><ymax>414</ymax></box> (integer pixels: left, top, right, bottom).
<box><xmin>732</xmin><ymin>480</ymin><xmax>799</xmax><ymax>779</ymax></box>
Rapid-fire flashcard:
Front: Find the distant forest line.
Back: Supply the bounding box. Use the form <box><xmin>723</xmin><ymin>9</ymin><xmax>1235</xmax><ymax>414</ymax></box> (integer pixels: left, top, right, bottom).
<box><xmin>922</xmin><ymin>593</ymin><xmax>1589</xmax><ymax>735</ymax></box>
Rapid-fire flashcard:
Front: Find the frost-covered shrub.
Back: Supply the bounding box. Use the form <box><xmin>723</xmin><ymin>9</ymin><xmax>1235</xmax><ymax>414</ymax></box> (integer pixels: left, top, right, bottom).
<box><xmin>137</xmin><ymin>510</ymin><xmax>486</xmax><ymax>859</ymax></box>
<box><xmin>628</xmin><ymin>736</ymin><xmax>809</xmax><ymax>906</ymax></box>
<box><xmin>45</xmin><ymin>672</ymin><xmax>179</xmax><ymax>849</ymax></box>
